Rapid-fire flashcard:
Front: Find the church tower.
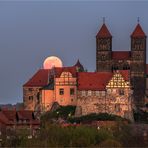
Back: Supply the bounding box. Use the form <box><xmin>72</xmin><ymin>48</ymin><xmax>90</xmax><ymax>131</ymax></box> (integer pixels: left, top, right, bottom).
<box><xmin>131</xmin><ymin>22</ymin><xmax>147</xmax><ymax>107</ymax></box>
<box><xmin>96</xmin><ymin>22</ymin><xmax>112</xmax><ymax>71</ymax></box>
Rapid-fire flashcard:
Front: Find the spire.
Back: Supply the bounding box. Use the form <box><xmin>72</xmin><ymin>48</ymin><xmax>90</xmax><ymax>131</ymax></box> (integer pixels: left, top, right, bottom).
<box><xmin>74</xmin><ymin>59</ymin><xmax>82</xmax><ymax>67</ymax></box>
<box><xmin>74</xmin><ymin>59</ymin><xmax>84</xmax><ymax>72</ymax></box>
<box><xmin>96</xmin><ymin>23</ymin><xmax>112</xmax><ymax>38</ymax></box>
<box><xmin>131</xmin><ymin>23</ymin><xmax>146</xmax><ymax>38</ymax></box>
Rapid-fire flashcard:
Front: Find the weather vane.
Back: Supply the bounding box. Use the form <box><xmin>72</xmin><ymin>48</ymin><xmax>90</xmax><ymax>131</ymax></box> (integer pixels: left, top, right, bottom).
<box><xmin>137</xmin><ymin>17</ymin><xmax>140</xmax><ymax>23</ymax></box>
<box><xmin>103</xmin><ymin>17</ymin><xmax>105</xmax><ymax>24</ymax></box>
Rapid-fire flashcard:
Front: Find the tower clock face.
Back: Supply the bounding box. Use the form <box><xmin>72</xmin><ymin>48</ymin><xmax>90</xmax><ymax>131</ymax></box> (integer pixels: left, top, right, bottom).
<box><xmin>98</xmin><ymin>39</ymin><xmax>110</xmax><ymax>50</ymax></box>
<box><xmin>132</xmin><ymin>39</ymin><xmax>144</xmax><ymax>50</ymax></box>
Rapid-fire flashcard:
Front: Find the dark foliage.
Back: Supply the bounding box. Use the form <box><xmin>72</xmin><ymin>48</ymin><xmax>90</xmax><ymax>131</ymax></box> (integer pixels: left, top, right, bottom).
<box><xmin>134</xmin><ymin>110</ymin><xmax>148</xmax><ymax>123</ymax></box>
<box><xmin>68</xmin><ymin>113</ymin><xmax>127</xmax><ymax>123</ymax></box>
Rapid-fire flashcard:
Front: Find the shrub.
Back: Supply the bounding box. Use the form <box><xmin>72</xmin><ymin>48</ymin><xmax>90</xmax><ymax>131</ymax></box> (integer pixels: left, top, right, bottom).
<box><xmin>68</xmin><ymin>113</ymin><xmax>127</xmax><ymax>123</ymax></box>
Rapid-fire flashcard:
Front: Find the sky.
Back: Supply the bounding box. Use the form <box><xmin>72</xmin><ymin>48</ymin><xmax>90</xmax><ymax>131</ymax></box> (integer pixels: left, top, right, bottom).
<box><xmin>0</xmin><ymin>1</ymin><xmax>148</xmax><ymax>104</ymax></box>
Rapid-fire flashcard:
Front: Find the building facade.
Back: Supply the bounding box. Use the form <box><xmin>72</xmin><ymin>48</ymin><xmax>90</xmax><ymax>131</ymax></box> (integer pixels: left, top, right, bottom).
<box><xmin>75</xmin><ymin>71</ymin><xmax>133</xmax><ymax>120</ymax></box>
<box><xmin>0</xmin><ymin>110</ymin><xmax>40</xmax><ymax>138</ymax></box>
<box><xmin>23</xmin><ymin>60</ymin><xmax>84</xmax><ymax>112</ymax></box>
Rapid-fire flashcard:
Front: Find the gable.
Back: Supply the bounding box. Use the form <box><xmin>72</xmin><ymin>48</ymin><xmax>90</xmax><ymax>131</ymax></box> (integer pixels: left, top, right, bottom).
<box><xmin>60</xmin><ymin>72</ymin><xmax>72</xmax><ymax>78</ymax></box>
<box><xmin>106</xmin><ymin>72</ymin><xmax>130</xmax><ymax>88</ymax></box>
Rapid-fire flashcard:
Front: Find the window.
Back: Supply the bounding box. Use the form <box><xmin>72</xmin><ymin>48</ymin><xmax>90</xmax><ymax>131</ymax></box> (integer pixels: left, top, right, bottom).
<box><xmin>96</xmin><ymin>91</ymin><xmax>100</xmax><ymax>96</ymax></box>
<box><xmin>88</xmin><ymin>90</ymin><xmax>92</xmax><ymax>96</ymax></box>
<box><xmin>101</xmin><ymin>91</ymin><xmax>105</xmax><ymax>97</ymax></box>
<box><xmin>107</xmin><ymin>89</ymin><xmax>111</xmax><ymax>94</ymax></box>
<box><xmin>29</xmin><ymin>96</ymin><xmax>33</xmax><ymax>100</ymax></box>
<box><xmin>119</xmin><ymin>89</ymin><xmax>124</xmax><ymax>95</ymax></box>
<box><xmin>28</xmin><ymin>88</ymin><xmax>33</xmax><ymax>91</ymax></box>
<box><xmin>115</xmin><ymin>104</ymin><xmax>121</xmax><ymax>112</ymax></box>
<box><xmin>59</xmin><ymin>88</ymin><xmax>64</xmax><ymax>95</ymax></box>
<box><xmin>70</xmin><ymin>88</ymin><xmax>75</xmax><ymax>95</ymax></box>
<box><xmin>82</xmin><ymin>91</ymin><xmax>86</xmax><ymax>96</ymax></box>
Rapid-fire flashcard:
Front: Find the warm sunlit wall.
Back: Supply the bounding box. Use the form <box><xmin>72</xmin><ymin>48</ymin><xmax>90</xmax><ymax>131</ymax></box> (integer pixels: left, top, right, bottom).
<box><xmin>54</xmin><ymin>72</ymin><xmax>77</xmax><ymax>106</ymax></box>
<box><xmin>41</xmin><ymin>90</ymin><xmax>54</xmax><ymax>111</ymax></box>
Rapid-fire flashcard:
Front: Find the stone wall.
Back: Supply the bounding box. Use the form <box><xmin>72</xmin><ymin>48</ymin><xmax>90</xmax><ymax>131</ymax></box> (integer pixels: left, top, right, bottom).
<box><xmin>76</xmin><ymin>88</ymin><xmax>133</xmax><ymax>121</ymax></box>
<box><xmin>23</xmin><ymin>87</ymin><xmax>41</xmax><ymax>111</ymax></box>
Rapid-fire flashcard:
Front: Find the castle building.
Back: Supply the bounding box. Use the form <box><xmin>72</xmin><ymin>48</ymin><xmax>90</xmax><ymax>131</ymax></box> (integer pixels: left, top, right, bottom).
<box><xmin>23</xmin><ymin>60</ymin><xmax>84</xmax><ymax>111</ymax></box>
<box><xmin>75</xmin><ymin>70</ymin><xmax>133</xmax><ymax>120</ymax></box>
<box><xmin>96</xmin><ymin>22</ymin><xmax>147</xmax><ymax>107</ymax></box>
<box><xmin>23</xmin><ymin>21</ymin><xmax>148</xmax><ymax>120</ymax></box>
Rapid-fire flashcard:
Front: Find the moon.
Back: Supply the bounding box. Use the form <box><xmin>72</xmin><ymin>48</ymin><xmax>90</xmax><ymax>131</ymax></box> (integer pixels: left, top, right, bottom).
<box><xmin>43</xmin><ymin>56</ymin><xmax>63</xmax><ymax>69</ymax></box>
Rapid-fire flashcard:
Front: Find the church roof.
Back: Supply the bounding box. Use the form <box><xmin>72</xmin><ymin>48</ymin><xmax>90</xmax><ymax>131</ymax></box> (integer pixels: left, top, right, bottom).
<box><xmin>131</xmin><ymin>23</ymin><xmax>146</xmax><ymax>38</ymax></box>
<box><xmin>112</xmin><ymin>51</ymin><xmax>131</xmax><ymax>60</ymax></box>
<box><xmin>96</xmin><ymin>23</ymin><xmax>112</xmax><ymax>38</ymax></box>
<box><xmin>23</xmin><ymin>69</ymin><xmax>50</xmax><ymax>87</ymax></box>
<box><xmin>77</xmin><ymin>71</ymin><xmax>129</xmax><ymax>91</ymax></box>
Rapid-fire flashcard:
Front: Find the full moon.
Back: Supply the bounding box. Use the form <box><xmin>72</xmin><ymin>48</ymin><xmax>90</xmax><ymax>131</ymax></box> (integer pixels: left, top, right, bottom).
<box><xmin>43</xmin><ymin>56</ymin><xmax>63</xmax><ymax>69</ymax></box>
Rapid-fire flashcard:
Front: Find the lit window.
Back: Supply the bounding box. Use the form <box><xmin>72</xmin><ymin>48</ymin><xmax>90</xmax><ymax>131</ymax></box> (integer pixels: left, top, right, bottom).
<box><xmin>59</xmin><ymin>88</ymin><xmax>64</xmax><ymax>95</ymax></box>
<box><xmin>70</xmin><ymin>88</ymin><xmax>75</xmax><ymax>95</ymax></box>
<box><xmin>88</xmin><ymin>90</ymin><xmax>92</xmax><ymax>96</ymax></box>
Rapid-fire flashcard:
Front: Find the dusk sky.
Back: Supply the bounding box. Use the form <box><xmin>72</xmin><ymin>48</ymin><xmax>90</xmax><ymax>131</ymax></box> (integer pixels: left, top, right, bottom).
<box><xmin>0</xmin><ymin>1</ymin><xmax>148</xmax><ymax>104</ymax></box>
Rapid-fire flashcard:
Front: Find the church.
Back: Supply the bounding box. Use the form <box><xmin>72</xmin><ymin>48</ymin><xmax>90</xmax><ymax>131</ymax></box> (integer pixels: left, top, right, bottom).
<box><xmin>23</xmin><ymin>21</ymin><xmax>148</xmax><ymax>120</ymax></box>
<box><xmin>96</xmin><ymin>21</ymin><xmax>147</xmax><ymax>108</ymax></box>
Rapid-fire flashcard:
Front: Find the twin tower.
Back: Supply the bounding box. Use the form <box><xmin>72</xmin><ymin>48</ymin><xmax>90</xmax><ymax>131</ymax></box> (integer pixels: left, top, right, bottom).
<box><xmin>96</xmin><ymin>22</ymin><xmax>147</xmax><ymax>107</ymax></box>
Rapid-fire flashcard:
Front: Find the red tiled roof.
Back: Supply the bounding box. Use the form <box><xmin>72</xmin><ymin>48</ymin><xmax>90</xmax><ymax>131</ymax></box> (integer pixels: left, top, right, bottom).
<box><xmin>23</xmin><ymin>69</ymin><xmax>50</xmax><ymax>87</ymax></box>
<box><xmin>2</xmin><ymin>110</ymin><xmax>16</xmax><ymax>121</ymax></box>
<box><xmin>53</xmin><ymin>66</ymin><xmax>77</xmax><ymax>78</ymax></box>
<box><xmin>131</xmin><ymin>24</ymin><xmax>146</xmax><ymax>37</ymax></box>
<box><xmin>96</xmin><ymin>24</ymin><xmax>112</xmax><ymax>38</ymax></box>
<box><xmin>118</xmin><ymin>70</ymin><xmax>130</xmax><ymax>81</ymax></box>
<box><xmin>17</xmin><ymin>110</ymin><xmax>34</xmax><ymax>120</ymax></box>
<box><xmin>112</xmin><ymin>51</ymin><xmax>131</xmax><ymax>60</ymax></box>
<box><xmin>78</xmin><ymin>71</ymin><xmax>130</xmax><ymax>91</ymax></box>
<box><xmin>78</xmin><ymin>72</ymin><xmax>113</xmax><ymax>91</ymax></box>
<box><xmin>0</xmin><ymin>112</ymin><xmax>10</xmax><ymax>125</ymax></box>
<box><xmin>0</xmin><ymin>110</ymin><xmax>40</xmax><ymax>126</ymax></box>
